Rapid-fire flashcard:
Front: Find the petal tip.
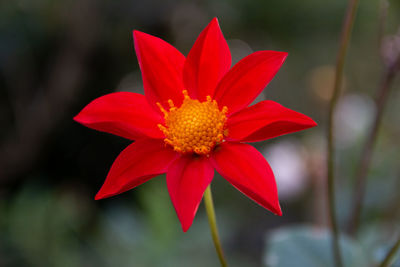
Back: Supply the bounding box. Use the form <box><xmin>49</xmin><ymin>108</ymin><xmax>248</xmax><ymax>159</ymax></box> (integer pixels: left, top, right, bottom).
<box><xmin>132</xmin><ymin>30</ymin><xmax>142</xmax><ymax>36</ymax></box>
<box><xmin>267</xmin><ymin>50</ymin><xmax>289</xmax><ymax>63</ymax></box>
<box><xmin>132</xmin><ymin>30</ymin><xmax>148</xmax><ymax>43</ymax></box>
<box><xmin>276</xmin><ymin>208</ymin><xmax>283</xmax><ymax>216</ymax></box>
<box><xmin>73</xmin><ymin>113</ymin><xmax>84</xmax><ymax>124</ymax></box>
<box><xmin>272</xmin><ymin>203</ymin><xmax>283</xmax><ymax>216</ymax></box>
<box><xmin>95</xmin><ymin>189</ymin><xmax>116</xmax><ymax>200</ymax></box>
<box><xmin>211</xmin><ymin>17</ymin><xmax>219</xmax><ymax>24</ymax></box>
<box><xmin>182</xmin><ymin>224</ymin><xmax>191</xmax><ymax>232</ymax></box>
<box><xmin>180</xmin><ymin>217</ymin><xmax>194</xmax><ymax>232</ymax></box>
<box><xmin>303</xmin><ymin>117</ymin><xmax>318</xmax><ymax>128</ymax></box>
<box><xmin>310</xmin><ymin>119</ymin><xmax>318</xmax><ymax>127</ymax></box>
<box><xmin>280</xmin><ymin>51</ymin><xmax>289</xmax><ymax>62</ymax></box>
<box><xmin>73</xmin><ymin>114</ymin><xmax>80</xmax><ymax>122</ymax></box>
<box><xmin>95</xmin><ymin>186</ymin><xmax>113</xmax><ymax>200</ymax></box>
<box><xmin>132</xmin><ymin>30</ymin><xmax>141</xmax><ymax>43</ymax></box>
<box><xmin>94</xmin><ymin>192</ymin><xmax>104</xmax><ymax>200</ymax></box>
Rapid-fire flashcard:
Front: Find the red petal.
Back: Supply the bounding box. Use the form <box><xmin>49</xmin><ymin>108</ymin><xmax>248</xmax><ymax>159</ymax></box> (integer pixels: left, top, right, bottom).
<box><xmin>211</xmin><ymin>142</ymin><xmax>281</xmax><ymax>215</ymax></box>
<box><xmin>95</xmin><ymin>139</ymin><xmax>178</xmax><ymax>200</ymax></box>
<box><xmin>167</xmin><ymin>156</ymin><xmax>214</xmax><ymax>232</ymax></box>
<box><xmin>74</xmin><ymin>92</ymin><xmax>164</xmax><ymax>140</ymax></box>
<box><xmin>183</xmin><ymin>18</ymin><xmax>231</xmax><ymax>101</ymax></box>
<box><xmin>133</xmin><ymin>31</ymin><xmax>185</xmax><ymax>110</ymax></box>
<box><xmin>213</xmin><ymin>51</ymin><xmax>288</xmax><ymax>115</ymax></box>
<box><xmin>226</xmin><ymin>100</ymin><xmax>317</xmax><ymax>142</ymax></box>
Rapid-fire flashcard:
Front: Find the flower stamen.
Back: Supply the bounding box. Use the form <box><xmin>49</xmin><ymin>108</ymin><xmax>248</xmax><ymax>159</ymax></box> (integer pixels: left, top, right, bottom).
<box><xmin>157</xmin><ymin>90</ymin><xmax>228</xmax><ymax>155</ymax></box>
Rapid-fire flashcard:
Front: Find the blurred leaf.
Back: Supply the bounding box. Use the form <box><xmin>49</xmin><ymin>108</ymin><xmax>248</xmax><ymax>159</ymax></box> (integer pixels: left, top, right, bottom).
<box><xmin>359</xmin><ymin>223</ymin><xmax>400</xmax><ymax>266</ymax></box>
<box><xmin>6</xmin><ymin>183</ymin><xmax>93</xmax><ymax>267</ymax></box>
<box><xmin>263</xmin><ymin>226</ymin><xmax>370</xmax><ymax>267</ymax></box>
<box><xmin>137</xmin><ymin>175</ymin><xmax>179</xmax><ymax>248</ymax></box>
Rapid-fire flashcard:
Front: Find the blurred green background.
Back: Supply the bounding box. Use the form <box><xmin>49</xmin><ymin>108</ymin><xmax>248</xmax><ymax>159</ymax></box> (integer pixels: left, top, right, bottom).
<box><xmin>0</xmin><ymin>0</ymin><xmax>399</xmax><ymax>266</ymax></box>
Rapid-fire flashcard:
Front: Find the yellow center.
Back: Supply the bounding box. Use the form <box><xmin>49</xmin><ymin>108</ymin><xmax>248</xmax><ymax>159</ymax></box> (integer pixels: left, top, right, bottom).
<box><xmin>157</xmin><ymin>90</ymin><xmax>228</xmax><ymax>155</ymax></box>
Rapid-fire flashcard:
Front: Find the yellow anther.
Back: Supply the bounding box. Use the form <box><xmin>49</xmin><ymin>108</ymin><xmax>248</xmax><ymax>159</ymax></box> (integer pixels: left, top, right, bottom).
<box><xmin>216</xmin><ymin>134</ymin><xmax>224</xmax><ymax>142</ymax></box>
<box><xmin>156</xmin><ymin>102</ymin><xmax>168</xmax><ymax>118</ymax></box>
<box><xmin>168</xmin><ymin>99</ymin><xmax>175</xmax><ymax>109</ymax></box>
<box><xmin>157</xmin><ymin>91</ymin><xmax>228</xmax><ymax>155</ymax></box>
<box><xmin>182</xmin><ymin>90</ymin><xmax>189</xmax><ymax>99</ymax></box>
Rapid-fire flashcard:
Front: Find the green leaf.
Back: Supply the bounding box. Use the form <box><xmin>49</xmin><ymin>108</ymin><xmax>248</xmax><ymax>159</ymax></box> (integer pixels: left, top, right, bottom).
<box><xmin>263</xmin><ymin>225</ymin><xmax>370</xmax><ymax>267</ymax></box>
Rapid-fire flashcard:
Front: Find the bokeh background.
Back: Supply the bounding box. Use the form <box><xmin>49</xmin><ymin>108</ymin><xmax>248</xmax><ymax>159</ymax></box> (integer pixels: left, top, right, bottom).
<box><xmin>1</xmin><ymin>0</ymin><xmax>399</xmax><ymax>266</ymax></box>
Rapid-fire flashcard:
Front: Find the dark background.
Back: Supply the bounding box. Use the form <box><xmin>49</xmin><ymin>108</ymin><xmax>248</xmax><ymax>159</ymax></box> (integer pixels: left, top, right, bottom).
<box><xmin>0</xmin><ymin>0</ymin><xmax>399</xmax><ymax>266</ymax></box>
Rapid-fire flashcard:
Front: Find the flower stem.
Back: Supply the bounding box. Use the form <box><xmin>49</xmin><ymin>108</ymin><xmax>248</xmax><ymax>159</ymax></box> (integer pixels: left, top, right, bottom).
<box><xmin>204</xmin><ymin>185</ymin><xmax>228</xmax><ymax>267</ymax></box>
<box><xmin>379</xmin><ymin>235</ymin><xmax>400</xmax><ymax>267</ymax></box>
<box><xmin>327</xmin><ymin>0</ymin><xmax>359</xmax><ymax>266</ymax></box>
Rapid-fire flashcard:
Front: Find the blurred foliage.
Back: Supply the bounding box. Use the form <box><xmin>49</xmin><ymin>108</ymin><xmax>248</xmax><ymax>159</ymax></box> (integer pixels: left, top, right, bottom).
<box><xmin>1</xmin><ymin>0</ymin><xmax>400</xmax><ymax>266</ymax></box>
<box><xmin>263</xmin><ymin>226</ymin><xmax>370</xmax><ymax>267</ymax></box>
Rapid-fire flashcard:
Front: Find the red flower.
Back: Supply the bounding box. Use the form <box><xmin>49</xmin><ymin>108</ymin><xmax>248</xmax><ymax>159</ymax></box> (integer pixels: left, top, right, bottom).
<box><xmin>74</xmin><ymin>18</ymin><xmax>317</xmax><ymax>231</ymax></box>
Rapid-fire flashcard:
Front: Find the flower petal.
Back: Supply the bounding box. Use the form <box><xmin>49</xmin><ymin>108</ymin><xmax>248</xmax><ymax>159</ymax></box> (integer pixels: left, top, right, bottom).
<box><xmin>226</xmin><ymin>100</ymin><xmax>317</xmax><ymax>142</ymax></box>
<box><xmin>133</xmin><ymin>30</ymin><xmax>186</xmax><ymax>110</ymax></box>
<box><xmin>167</xmin><ymin>156</ymin><xmax>214</xmax><ymax>232</ymax></box>
<box><xmin>183</xmin><ymin>18</ymin><xmax>231</xmax><ymax>101</ymax></box>
<box><xmin>211</xmin><ymin>142</ymin><xmax>281</xmax><ymax>215</ymax></box>
<box><xmin>213</xmin><ymin>51</ymin><xmax>288</xmax><ymax>115</ymax></box>
<box><xmin>95</xmin><ymin>139</ymin><xmax>178</xmax><ymax>200</ymax></box>
<box><xmin>74</xmin><ymin>92</ymin><xmax>164</xmax><ymax>140</ymax></box>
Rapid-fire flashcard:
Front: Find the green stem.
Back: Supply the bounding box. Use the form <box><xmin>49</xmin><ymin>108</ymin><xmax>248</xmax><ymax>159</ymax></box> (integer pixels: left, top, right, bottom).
<box><xmin>204</xmin><ymin>185</ymin><xmax>228</xmax><ymax>267</ymax></box>
<box><xmin>327</xmin><ymin>0</ymin><xmax>359</xmax><ymax>266</ymax></box>
<box><xmin>379</xmin><ymin>236</ymin><xmax>400</xmax><ymax>267</ymax></box>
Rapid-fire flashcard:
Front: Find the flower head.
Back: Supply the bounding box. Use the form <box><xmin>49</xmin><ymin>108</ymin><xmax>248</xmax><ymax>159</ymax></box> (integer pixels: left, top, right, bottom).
<box><xmin>74</xmin><ymin>18</ymin><xmax>317</xmax><ymax>231</ymax></box>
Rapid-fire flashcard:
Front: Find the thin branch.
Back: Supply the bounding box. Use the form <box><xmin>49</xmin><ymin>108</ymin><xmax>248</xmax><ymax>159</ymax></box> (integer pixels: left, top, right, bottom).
<box><xmin>378</xmin><ymin>235</ymin><xmax>400</xmax><ymax>267</ymax></box>
<box><xmin>327</xmin><ymin>0</ymin><xmax>360</xmax><ymax>265</ymax></box>
<box><xmin>378</xmin><ymin>0</ymin><xmax>389</xmax><ymax>52</ymax></box>
<box><xmin>347</xmin><ymin>54</ymin><xmax>400</xmax><ymax>235</ymax></box>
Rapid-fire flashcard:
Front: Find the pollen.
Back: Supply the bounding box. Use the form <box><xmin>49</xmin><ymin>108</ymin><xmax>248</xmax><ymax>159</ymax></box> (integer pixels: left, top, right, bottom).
<box><xmin>157</xmin><ymin>90</ymin><xmax>228</xmax><ymax>155</ymax></box>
